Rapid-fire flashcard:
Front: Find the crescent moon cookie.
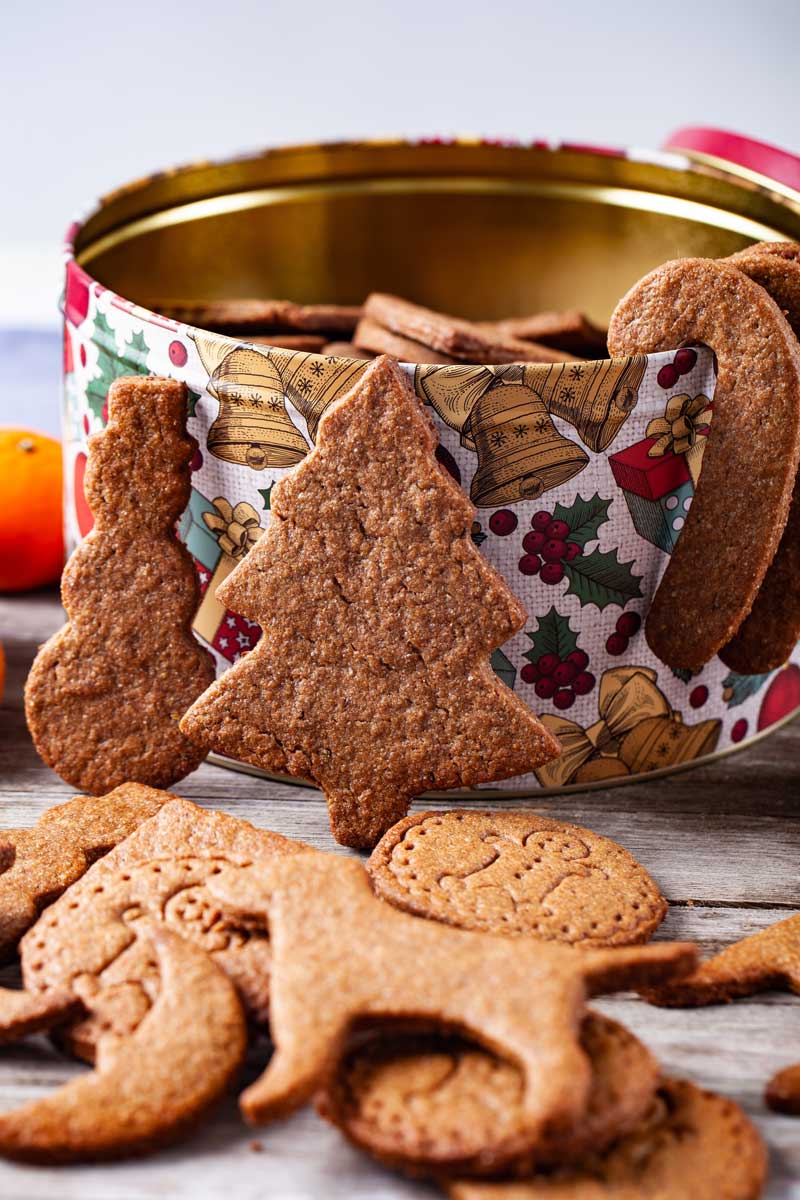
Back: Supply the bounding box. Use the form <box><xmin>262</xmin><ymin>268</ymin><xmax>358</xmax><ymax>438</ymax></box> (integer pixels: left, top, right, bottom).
<box><xmin>204</xmin><ymin>850</ymin><xmax>695</xmax><ymax>1171</ymax></box>
<box><xmin>445</xmin><ymin>1079</ymin><xmax>767</xmax><ymax>1200</ymax></box>
<box><xmin>24</xmin><ymin>376</ymin><xmax>216</xmax><ymax>793</ymax></box>
<box><xmin>608</xmin><ymin>257</ymin><xmax>800</xmax><ymax>671</ymax></box>
<box><xmin>0</xmin><ymin>783</ymin><xmax>170</xmax><ymax>960</ymax></box>
<box><xmin>0</xmin><ymin>924</ymin><xmax>247</xmax><ymax>1163</ymax></box>
<box><xmin>180</xmin><ymin>356</ymin><xmax>561</xmax><ymax>850</ymax></box>
<box><xmin>367</xmin><ymin>810</ymin><xmax>667</xmax><ymax>947</ymax></box>
<box><xmin>717</xmin><ymin>242</ymin><xmax>800</xmax><ymax>673</ymax></box>
<box><xmin>0</xmin><ymin>798</ymin><xmax>305</xmax><ymax>1059</ymax></box>
<box><xmin>316</xmin><ymin>1013</ymin><xmax>659</xmax><ymax>1178</ymax></box>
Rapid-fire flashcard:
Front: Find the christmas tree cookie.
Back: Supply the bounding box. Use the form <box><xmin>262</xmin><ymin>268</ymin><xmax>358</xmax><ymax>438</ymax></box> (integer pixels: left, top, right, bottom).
<box><xmin>25</xmin><ymin>377</ymin><xmax>215</xmax><ymax>793</ymax></box>
<box><xmin>181</xmin><ymin>356</ymin><xmax>560</xmax><ymax>848</ymax></box>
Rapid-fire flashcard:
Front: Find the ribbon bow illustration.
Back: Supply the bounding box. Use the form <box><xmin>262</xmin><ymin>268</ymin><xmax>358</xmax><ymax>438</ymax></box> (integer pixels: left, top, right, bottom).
<box><xmin>203</xmin><ymin>497</ymin><xmax>263</xmax><ymax>560</ymax></box>
<box><xmin>646</xmin><ymin>393</ymin><xmax>712</xmax><ymax>458</ymax></box>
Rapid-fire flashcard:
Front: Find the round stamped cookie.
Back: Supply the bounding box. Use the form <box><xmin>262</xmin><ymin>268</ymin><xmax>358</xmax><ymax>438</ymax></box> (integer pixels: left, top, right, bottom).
<box><xmin>446</xmin><ymin>1078</ymin><xmax>767</xmax><ymax>1200</ymax></box>
<box><xmin>368</xmin><ymin>810</ymin><xmax>666</xmax><ymax>947</ymax></box>
<box><xmin>608</xmin><ymin>257</ymin><xmax>800</xmax><ymax>671</ymax></box>
<box><xmin>318</xmin><ymin>1013</ymin><xmax>659</xmax><ymax>1178</ymax></box>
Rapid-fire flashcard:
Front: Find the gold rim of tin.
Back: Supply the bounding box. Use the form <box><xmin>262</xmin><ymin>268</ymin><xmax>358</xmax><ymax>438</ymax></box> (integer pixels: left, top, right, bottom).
<box><xmin>673</xmin><ymin>146</ymin><xmax>800</xmax><ymax>213</ymax></box>
<box><xmin>206</xmin><ymin>701</ymin><xmax>800</xmax><ymax>797</ymax></box>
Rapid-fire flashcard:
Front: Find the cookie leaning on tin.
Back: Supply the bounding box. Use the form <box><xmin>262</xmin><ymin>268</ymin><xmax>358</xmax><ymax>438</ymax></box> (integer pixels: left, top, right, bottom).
<box><xmin>180</xmin><ymin>355</ymin><xmax>561</xmax><ymax>849</ymax></box>
<box><xmin>367</xmin><ymin>810</ymin><xmax>667</xmax><ymax>946</ymax></box>
<box><xmin>25</xmin><ymin>376</ymin><xmax>216</xmax><ymax>793</ymax></box>
<box><xmin>608</xmin><ymin>257</ymin><xmax>800</xmax><ymax>671</ymax></box>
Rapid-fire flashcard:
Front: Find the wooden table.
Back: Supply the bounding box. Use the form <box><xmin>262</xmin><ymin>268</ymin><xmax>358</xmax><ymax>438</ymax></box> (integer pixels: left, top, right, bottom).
<box><xmin>1</xmin><ymin>590</ymin><xmax>798</xmax><ymax>1199</ymax></box>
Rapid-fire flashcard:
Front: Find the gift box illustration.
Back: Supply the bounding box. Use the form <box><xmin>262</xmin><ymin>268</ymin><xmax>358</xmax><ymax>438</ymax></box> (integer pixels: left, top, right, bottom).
<box><xmin>609</xmin><ymin>393</ymin><xmax>712</xmax><ymax>553</ymax></box>
<box><xmin>534</xmin><ymin>665</ymin><xmax>722</xmax><ymax>788</ymax></box>
<box><xmin>191</xmin><ymin>495</ymin><xmax>264</xmax><ymax>662</ymax></box>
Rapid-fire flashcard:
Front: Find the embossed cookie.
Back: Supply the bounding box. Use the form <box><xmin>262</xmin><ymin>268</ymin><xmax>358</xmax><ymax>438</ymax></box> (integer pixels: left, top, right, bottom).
<box><xmin>0</xmin><ymin>798</ymin><xmax>304</xmax><ymax>1059</ymax></box>
<box><xmin>25</xmin><ymin>377</ymin><xmax>216</xmax><ymax>792</ymax></box>
<box><xmin>363</xmin><ymin>294</ymin><xmax>574</xmax><ymax>364</ymax></box>
<box><xmin>180</xmin><ymin>356</ymin><xmax>561</xmax><ymax>849</ymax></box>
<box><xmin>367</xmin><ymin>811</ymin><xmax>667</xmax><ymax>947</ymax></box>
<box><xmin>317</xmin><ymin>1013</ymin><xmax>659</xmax><ymax>1178</ymax></box>
<box><xmin>446</xmin><ymin>1079</ymin><xmax>767</xmax><ymax>1200</ymax></box>
<box><xmin>0</xmin><ymin>924</ymin><xmax>246</xmax><ymax>1163</ymax></box>
<box><xmin>0</xmin><ymin>783</ymin><xmax>169</xmax><ymax>960</ymax></box>
<box><xmin>642</xmin><ymin>911</ymin><xmax>800</xmax><ymax>1007</ymax></box>
<box><xmin>608</xmin><ymin>258</ymin><xmax>800</xmax><ymax>670</ymax></box>
<box><xmin>718</xmin><ymin>244</ymin><xmax>800</xmax><ymax>673</ymax></box>
<box><xmin>205</xmin><ymin>850</ymin><xmax>695</xmax><ymax>1169</ymax></box>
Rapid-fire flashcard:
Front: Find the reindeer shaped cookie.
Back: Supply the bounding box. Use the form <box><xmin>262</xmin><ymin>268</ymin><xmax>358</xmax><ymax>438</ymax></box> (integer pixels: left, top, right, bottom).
<box><xmin>25</xmin><ymin>377</ymin><xmax>215</xmax><ymax>793</ymax></box>
<box><xmin>208</xmin><ymin>851</ymin><xmax>695</xmax><ymax>1160</ymax></box>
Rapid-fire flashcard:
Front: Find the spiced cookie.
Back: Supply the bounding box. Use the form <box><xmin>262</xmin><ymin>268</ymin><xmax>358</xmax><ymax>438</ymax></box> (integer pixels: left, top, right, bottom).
<box><xmin>317</xmin><ymin>1013</ymin><xmax>659</xmax><ymax>1178</ymax></box>
<box><xmin>608</xmin><ymin>257</ymin><xmax>800</xmax><ymax>670</ymax></box>
<box><xmin>446</xmin><ymin>1079</ymin><xmax>767</xmax><ymax>1200</ymax></box>
<box><xmin>24</xmin><ymin>376</ymin><xmax>216</xmax><ymax>792</ymax></box>
<box><xmin>367</xmin><ymin>811</ymin><xmax>666</xmax><ymax>947</ymax></box>
<box><xmin>0</xmin><ymin>783</ymin><xmax>169</xmax><ymax>960</ymax></box>
<box><xmin>0</xmin><ymin>924</ymin><xmax>246</xmax><ymax>1163</ymax></box>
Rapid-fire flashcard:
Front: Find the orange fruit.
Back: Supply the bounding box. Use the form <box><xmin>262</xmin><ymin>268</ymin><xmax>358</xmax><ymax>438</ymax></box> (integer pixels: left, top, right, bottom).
<box><xmin>0</xmin><ymin>429</ymin><xmax>64</xmax><ymax>592</ymax></box>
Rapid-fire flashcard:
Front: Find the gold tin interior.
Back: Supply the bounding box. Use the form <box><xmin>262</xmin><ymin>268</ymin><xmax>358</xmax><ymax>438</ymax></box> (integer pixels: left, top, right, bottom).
<box><xmin>75</xmin><ymin>140</ymin><xmax>800</xmax><ymax>322</ymax></box>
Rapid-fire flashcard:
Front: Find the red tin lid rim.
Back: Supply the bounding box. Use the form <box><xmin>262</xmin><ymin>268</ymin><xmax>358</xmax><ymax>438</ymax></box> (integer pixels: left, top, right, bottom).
<box><xmin>664</xmin><ymin>126</ymin><xmax>800</xmax><ymax>193</ymax></box>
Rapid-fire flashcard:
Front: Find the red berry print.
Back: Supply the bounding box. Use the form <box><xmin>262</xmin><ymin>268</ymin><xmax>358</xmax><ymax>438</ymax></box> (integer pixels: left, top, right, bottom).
<box><xmin>82</xmin><ymin>413</ymin><xmax>90</xmax><ymax>436</ymax></box>
<box><xmin>616</xmin><ymin>611</ymin><xmax>642</xmax><ymax>638</ymax></box>
<box><xmin>573</xmin><ymin>670</ymin><xmax>596</xmax><ymax>696</ymax></box>
<box><xmin>657</xmin><ymin>363</ymin><xmax>679</xmax><ymax>389</ymax></box>
<box><xmin>553</xmin><ymin>689</ymin><xmax>576</xmax><ymax>711</ymax></box>
<box><xmin>566</xmin><ymin>649</ymin><xmax>589</xmax><ymax>671</ymax></box>
<box><xmin>535</xmin><ymin>677</ymin><xmax>557</xmax><ymax>700</ymax></box>
<box><xmin>190</xmin><ymin>447</ymin><xmax>204</xmax><ymax>473</ymax></box>
<box><xmin>490</xmin><ymin>509</ymin><xmax>518</xmax><ymax>536</ymax></box>
<box><xmin>606</xmin><ymin>632</ymin><xmax>629</xmax><ymax>656</ymax></box>
<box><xmin>689</xmin><ymin>685</ymin><xmax>708</xmax><ymax>709</ymax></box>
<box><xmin>519</xmin><ymin>553</ymin><xmax>541</xmax><ymax>576</ymax></box>
<box><xmin>730</xmin><ymin>718</ymin><xmax>748</xmax><ymax>744</ymax></box>
<box><xmin>79</xmin><ymin>343</ymin><xmax>87</xmax><ymax>367</ymax></box>
<box><xmin>169</xmin><ymin>339</ymin><xmax>188</xmax><ymax>367</ymax></box>
<box><xmin>531</xmin><ymin>510</ymin><xmax>552</xmax><ymax>532</ymax></box>
<box><xmin>522</xmin><ymin>530</ymin><xmax>546</xmax><ymax>554</ymax></box>
<box><xmin>545</xmin><ymin>519</ymin><xmax>570</xmax><ymax>541</ymax></box>
<box><xmin>674</xmin><ymin>347</ymin><xmax>697</xmax><ymax>375</ymax></box>
<box><xmin>540</xmin><ymin>562</ymin><xmax>565</xmax><ymax>585</ymax></box>
<box><xmin>564</xmin><ymin>542</ymin><xmax>581</xmax><ymax>561</ymax></box>
<box><xmin>553</xmin><ymin>661</ymin><xmax>577</xmax><ymax>686</ymax></box>
<box><xmin>536</xmin><ymin>653</ymin><xmax>560</xmax><ymax>677</ymax></box>
<box><xmin>520</xmin><ymin>662</ymin><xmax>540</xmax><ymax>684</ymax></box>
<box><xmin>542</xmin><ymin>539</ymin><xmax>567</xmax><ymax>562</ymax></box>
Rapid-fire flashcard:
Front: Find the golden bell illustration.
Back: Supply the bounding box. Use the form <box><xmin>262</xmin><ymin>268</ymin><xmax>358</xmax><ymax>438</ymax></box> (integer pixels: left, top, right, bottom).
<box><xmin>415</xmin><ymin>364</ymin><xmax>495</xmax><ymax>448</ymax></box>
<box><xmin>467</xmin><ymin>380</ymin><xmax>589</xmax><ymax>508</ymax></box>
<box><xmin>206</xmin><ymin>347</ymin><xmax>309</xmax><ymax>470</ymax></box>
<box><xmin>280</xmin><ymin>353</ymin><xmax>367</xmax><ymax>443</ymax></box>
<box><xmin>539</xmin><ymin>355</ymin><xmax>647</xmax><ymax>452</ymax></box>
<box><xmin>618</xmin><ymin>714</ymin><xmax>720</xmax><ymax>774</ymax></box>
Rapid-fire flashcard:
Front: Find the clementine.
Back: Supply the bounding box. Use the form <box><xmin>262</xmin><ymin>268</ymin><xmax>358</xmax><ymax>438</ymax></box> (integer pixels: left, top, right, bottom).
<box><xmin>0</xmin><ymin>430</ymin><xmax>64</xmax><ymax>592</ymax></box>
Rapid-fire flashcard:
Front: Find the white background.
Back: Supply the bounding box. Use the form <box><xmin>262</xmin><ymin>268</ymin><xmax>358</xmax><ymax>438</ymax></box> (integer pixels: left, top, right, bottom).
<box><xmin>1</xmin><ymin>0</ymin><xmax>799</xmax><ymax>328</ymax></box>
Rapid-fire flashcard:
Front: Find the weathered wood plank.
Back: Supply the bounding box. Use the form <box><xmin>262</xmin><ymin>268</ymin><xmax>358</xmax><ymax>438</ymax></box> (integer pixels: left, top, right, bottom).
<box><xmin>0</xmin><ymin>590</ymin><xmax>798</xmax><ymax>1198</ymax></box>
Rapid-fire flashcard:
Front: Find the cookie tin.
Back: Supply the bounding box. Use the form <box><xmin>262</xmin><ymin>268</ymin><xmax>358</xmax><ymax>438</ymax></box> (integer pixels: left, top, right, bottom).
<box><xmin>61</xmin><ymin>137</ymin><xmax>800</xmax><ymax>793</ymax></box>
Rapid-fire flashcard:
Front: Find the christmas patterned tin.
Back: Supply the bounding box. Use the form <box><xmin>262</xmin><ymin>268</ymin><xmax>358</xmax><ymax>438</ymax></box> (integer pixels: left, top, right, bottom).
<box><xmin>61</xmin><ymin>137</ymin><xmax>800</xmax><ymax>793</ymax></box>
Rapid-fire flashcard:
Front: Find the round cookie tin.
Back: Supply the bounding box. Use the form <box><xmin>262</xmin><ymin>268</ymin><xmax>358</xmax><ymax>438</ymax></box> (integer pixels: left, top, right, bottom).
<box><xmin>61</xmin><ymin>137</ymin><xmax>800</xmax><ymax>793</ymax></box>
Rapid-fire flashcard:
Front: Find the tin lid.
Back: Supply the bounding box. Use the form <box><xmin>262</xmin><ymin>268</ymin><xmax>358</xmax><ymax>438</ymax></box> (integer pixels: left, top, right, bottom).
<box><xmin>664</xmin><ymin>126</ymin><xmax>800</xmax><ymax>194</ymax></box>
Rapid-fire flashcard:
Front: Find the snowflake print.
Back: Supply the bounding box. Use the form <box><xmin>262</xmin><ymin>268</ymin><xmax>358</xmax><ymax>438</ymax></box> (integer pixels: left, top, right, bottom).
<box><xmin>490</xmin><ymin>431</ymin><xmax>507</xmax><ymax>448</ymax></box>
<box><xmin>310</xmin><ymin>361</ymin><xmax>325</xmax><ymax>377</ymax></box>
